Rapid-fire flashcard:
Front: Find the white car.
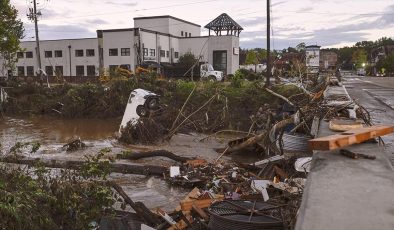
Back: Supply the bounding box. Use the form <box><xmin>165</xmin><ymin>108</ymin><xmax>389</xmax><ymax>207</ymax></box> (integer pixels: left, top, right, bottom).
<box><xmin>357</xmin><ymin>68</ymin><xmax>366</xmax><ymax>76</ymax></box>
<box><xmin>200</xmin><ymin>63</ymin><xmax>223</xmax><ymax>81</ymax></box>
<box><xmin>119</xmin><ymin>89</ymin><xmax>160</xmax><ymax>133</ymax></box>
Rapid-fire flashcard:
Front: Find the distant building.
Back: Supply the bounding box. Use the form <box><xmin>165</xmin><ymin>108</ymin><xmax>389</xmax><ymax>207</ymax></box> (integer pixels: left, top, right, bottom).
<box><xmin>0</xmin><ymin>14</ymin><xmax>242</xmax><ymax>78</ymax></box>
<box><xmin>305</xmin><ymin>45</ymin><xmax>320</xmax><ymax>73</ymax></box>
<box><xmin>320</xmin><ymin>51</ymin><xmax>337</xmax><ymax>70</ymax></box>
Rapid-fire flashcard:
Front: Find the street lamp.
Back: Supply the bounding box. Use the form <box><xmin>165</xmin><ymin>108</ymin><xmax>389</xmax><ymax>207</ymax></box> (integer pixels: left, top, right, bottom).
<box><xmin>362</xmin><ymin>63</ymin><xmax>366</xmax><ymax>67</ymax></box>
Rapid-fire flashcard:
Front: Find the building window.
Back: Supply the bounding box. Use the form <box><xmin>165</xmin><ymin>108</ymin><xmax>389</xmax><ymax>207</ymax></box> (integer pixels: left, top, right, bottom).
<box><xmin>181</xmin><ymin>31</ymin><xmax>184</xmax><ymax>36</ymax></box>
<box><xmin>150</xmin><ymin>49</ymin><xmax>155</xmax><ymax>56</ymax></box>
<box><xmin>86</xmin><ymin>49</ymin><xmax>95</xmax><ymax>57</ymax></box>
<box><xmin>17</xmin><ymin>66</ymin><xmax>24</xmax><ymax>76</ymax></box>
<box><xmin>184</xmin><ymin>32</ymin><xmax>187</xmax><ymax>37</ymax></box>
<box><xmin>87</xmin><ymin>65</ymin><xmax>96</xmax><ymax>76</ymax></box>
<box><xmin>75</xmin><ymin>49</ymin><xmax>84</xmax><ymax>57</ymax></box>
<box><xmin>109</xmin><ymin>65</ymin><xmax>118</xmax><ymax>76</ymax></box>
<box><xmin>120</xmin><ymin>64</ymin><xmax>131</xmax><ymax>70</ymax></box>
<box><xmin>45</xmin><ymin>51</ymin><xmax>52</xmax><ymax>58</ymax></box>
<box><xmin>54</xmin><ymin>50</ymin><xmax>62</xmax><ymax>57</ymax></box>
<box><xmin>213</xmin><ymin>50</ymin><xmax>227</xmax><ymax>75</ymax></box>
<box><xmin>26</xmin><ymin>66</ymin><xmax>34</xmax><ymax>76</ymax></box>
<box><xmin>45</xmin><ymin>66</ymin><xmax>54</xmax><ymax>76</ymax></box>
<box><xmin>55</xmin><ymin>66</ymin><xmax>63</xmax><ymax>76</ymax></box>
<box><xmin>76</xmin><ymin>65</ymin><xmax>84</xmax><ymax>76</ymax></box>
<box><xmin>189</xmin><ymin>33</ymin><xmax>191</xmax><ymax>37</ymax></box>
<box><xmin>160</xmin><ymin>50</ymin><xmax>165</xmax><ymax>57</ymax></box>
<box><xmin>26</xmin><ymin>51</ymin><xmax>33</xmax><ymax>58</ymax></box>
<box><xmin>166</xmin><ymin>51</ymin><xmax>169</xmax><ymax>58</ymax></box>
<box><xmin>143</xmin><ymin>48</ymin><xmax>148</xmax><ymax>57</ymax></box>
<box><xmin>109</xmin><ymin>48</ymin><xmax>118</xmax><ymax>56</ymax></box>
<box><xmin>17</xmin><ymin>52</ymin><xmax>24</xmax><ymax>58</ymax></box>
<box><xmin>175</xmin><ymin>52</ymin><xmax>179</xmax><ymax>58</ymax></box>
<box><xmin>121</xmin><ymin>48</ymin><xmax>130</xmax><ymax>56</ymax></box>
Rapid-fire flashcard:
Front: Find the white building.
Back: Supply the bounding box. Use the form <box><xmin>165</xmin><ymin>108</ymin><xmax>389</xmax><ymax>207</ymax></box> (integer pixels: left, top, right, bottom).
<box><xmin>305</xmin><ymin>45</ymin><xmax>321</xmax><ymax>74</ymax></box>
<box><xmin>0</xmin><ymin>14</ymin><xmax>242</xmax><ymax>78</ymax></box>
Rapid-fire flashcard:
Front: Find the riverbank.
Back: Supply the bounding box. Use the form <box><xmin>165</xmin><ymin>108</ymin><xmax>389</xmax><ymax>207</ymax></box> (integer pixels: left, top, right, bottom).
<box><xmin>2</xmin><ymin>78</ymin><xmax>301</xmax><ymax>132</ymax></box>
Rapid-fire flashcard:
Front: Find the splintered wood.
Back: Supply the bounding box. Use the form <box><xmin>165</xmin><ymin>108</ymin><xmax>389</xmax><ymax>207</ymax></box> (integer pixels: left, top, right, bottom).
<box><xmin>308</xmin><ymin>125</ymin><xmax>394</xmax><ymax>151</ymax></box>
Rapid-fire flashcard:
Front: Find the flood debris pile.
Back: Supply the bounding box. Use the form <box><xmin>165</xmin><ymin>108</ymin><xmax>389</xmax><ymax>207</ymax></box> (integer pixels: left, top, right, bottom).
<box><xmin>118</xmin><ymin>81</ymin><xmax>302</xmax><ymax>145</ymax></box>
<box><xmin>110</xmin><ymin>73</ymin><xmax>384</xmax><ymax>229</ymax></box>
<box><xmin>108</xmin><ymin>146</ymin><xmax>305</xmax><ymax>230</ymax></box>
<box><xmin>62</xmin><ymin>137</ymin><xmax>87</xmax><ymax>152</ymax></box>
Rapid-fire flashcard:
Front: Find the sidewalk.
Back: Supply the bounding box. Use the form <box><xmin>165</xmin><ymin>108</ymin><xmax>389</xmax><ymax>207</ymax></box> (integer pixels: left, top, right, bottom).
<box><xmin>295</xmin><ymin>85</ymin><xmax>394</xmax><ymax>230</ymax></box>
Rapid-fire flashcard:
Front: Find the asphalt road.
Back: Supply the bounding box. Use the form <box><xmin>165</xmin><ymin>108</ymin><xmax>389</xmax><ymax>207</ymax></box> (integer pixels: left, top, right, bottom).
<box><xmin>342</xmin><ymin>75</ymin><xmax>394</xmax><ymax>165</ymax></box>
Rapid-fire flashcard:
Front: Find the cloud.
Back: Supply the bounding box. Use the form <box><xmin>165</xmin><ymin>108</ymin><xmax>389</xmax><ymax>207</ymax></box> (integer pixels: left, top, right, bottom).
<box><xmin>86</xmin><ymin>19</ymin><xmax>108</xmax><ymax>25</ymax></box>
<box><xmin>22</xmin><ymin>24</ymin><xmax>95</xmax><ymax>41</ymax></box>
<box><xmin>105</xmin><ymin>1</ymin><xmax>137</xmax><ymax>7</ymax></box>
<box><xmin>239</xmin><ymin>4</ymin><xmax>394</xmax><ymax>48</ymax></box>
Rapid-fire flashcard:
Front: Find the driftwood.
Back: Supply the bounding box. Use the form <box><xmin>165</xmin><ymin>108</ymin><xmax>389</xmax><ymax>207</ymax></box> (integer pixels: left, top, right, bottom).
<box><xmin>226</xmin><ymin>131</ymin><xmax>268</xmax><ymax>154</ymax></box>
<box><xmin>0</xmin><ymin>156</ymin><xmax>168</xmax><ymax>176</ymax></box>
<box><xmin>110</xmin><ymin>182</ymin><xmax>161</xmax><ymax>227</ymax></box>
<box><xmin>118</xmin><ymin>150</ymin><xmax>193</xmax><ymax>163</ymax></box>
<box><xmin>265</xmin><ymin>88</ymin><xmax>295</xmax><ymax>107</ymax></box>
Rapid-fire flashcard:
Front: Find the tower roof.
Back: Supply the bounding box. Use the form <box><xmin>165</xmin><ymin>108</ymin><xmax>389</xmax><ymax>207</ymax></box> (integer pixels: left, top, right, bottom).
<box><xmin>205</xmin><ymin>13</ymin><xmax>243</xmax><ymax>36</ymax></box>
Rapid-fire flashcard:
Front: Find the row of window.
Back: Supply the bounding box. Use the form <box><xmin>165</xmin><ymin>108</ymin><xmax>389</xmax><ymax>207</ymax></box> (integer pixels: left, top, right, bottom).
<box><xmin>109</xmin><ymin>48</ymin><xmax>130</xmax><ymax>56</ymax></box>
<box><xmin>181</xmin><ymin>31</ymin><xmax>192</xmax><ymax>37</ymax></box>
<box><xmin>142</xmin><ymin>49</ymin><xmax>179</xmax><ymax>58</ymax></box>
<box><xmin>17</xmin><ymin>51</ymin><xmax>33</xmax><ymax>58</ymax></box>
<box><xmin>16</xmin><ymin>65</ymin><xmax>96</xmax><ymax>76</ymax></box>
<box><xmin>17</xmin><ymin>49</ymin><xmax>96</xmax><ymax>59</ymax></box>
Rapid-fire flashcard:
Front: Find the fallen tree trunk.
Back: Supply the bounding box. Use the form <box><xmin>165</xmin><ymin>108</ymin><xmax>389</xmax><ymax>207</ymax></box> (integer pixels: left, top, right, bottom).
<box><xmin>118</xmin><ymin>150</ymin><xmax>192</xmax><ymax>163</ymax></box>
<box><xmin>109</xmin><ymin>181</ymin><xmax>162</xmax><ymax>227</ymax></box>
<box><xmin>226</xmin><ymin>131</ymin><xmax>268</xmax><ymax>154</ymax></box>
<box><xmin>0</xmin><ymin>156</ymin><xmax>168</xmax><ymax>176</ymax></box>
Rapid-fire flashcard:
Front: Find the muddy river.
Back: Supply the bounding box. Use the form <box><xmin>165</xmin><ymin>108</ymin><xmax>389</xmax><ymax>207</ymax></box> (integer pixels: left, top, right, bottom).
<box><xmin>0</xmin><ymin>116</ymin><xmax>261</xmax><ymax>211</ymax></box>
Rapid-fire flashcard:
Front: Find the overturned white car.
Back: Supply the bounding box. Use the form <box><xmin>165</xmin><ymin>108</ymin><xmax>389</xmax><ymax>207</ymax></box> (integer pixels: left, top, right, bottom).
<box><xmin>119</xmin><ymin>89</ymin><xmax>160</xmax><ymax>133</ymax></box>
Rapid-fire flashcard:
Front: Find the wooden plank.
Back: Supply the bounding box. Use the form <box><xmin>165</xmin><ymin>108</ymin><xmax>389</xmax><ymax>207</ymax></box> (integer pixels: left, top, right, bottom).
<box><xmin>181</xmin><ymin>199</ymin><xmax>214</xmax><ymax>211</ymax></box>
<box><xmin>192</xmin><ymin>205</ymin><xmax>209</xmax><ymax>221</ymax></box>
<box><xmin>309</xmin><ymin>125</ymin><xmax>394</xmax><ymax>150</ymax></box>
<box><xmin>180</xmin><ymin>194</ymin><xmax>224</xmax><ymax>211</ymax></box>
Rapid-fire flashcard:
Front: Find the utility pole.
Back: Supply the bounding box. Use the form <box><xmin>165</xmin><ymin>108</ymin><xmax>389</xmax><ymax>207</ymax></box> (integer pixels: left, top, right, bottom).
<box><xmin>266</xmin><ymin>0</ymin><xmax>271</xmax><ymax>87</ymax></box>
<box><xmin>28</xmin><ymin>0</ymin><xmax>43</xmax><ymax>85</ymax></box>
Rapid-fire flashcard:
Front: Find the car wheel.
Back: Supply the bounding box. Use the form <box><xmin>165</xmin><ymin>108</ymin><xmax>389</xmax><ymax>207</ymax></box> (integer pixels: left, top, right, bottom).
<box><xmin>146</xmin><ymin>98</ymin><xmax>159</xmax><ymax>110</ymax></box>
<box><xmin>136</xmin><ymin>105</ymin><xmax>148</xmax><ymax>117</ymax></box>
<box><xmin>209</xmin><ymin>76</ymin><xmax>216</xmax><ymax>82</ymax></box>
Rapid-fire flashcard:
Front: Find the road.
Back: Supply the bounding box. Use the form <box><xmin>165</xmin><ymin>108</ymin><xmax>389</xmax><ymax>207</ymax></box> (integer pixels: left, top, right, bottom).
<box><xmin>342</xmin><ymin>75</ymin><xmax>394</xmax><ymax>164</ymax></box>
<box><xmin>296</xmin><ymin>75</ymin><xmax>394</xmax><ymax>230</ymax></box>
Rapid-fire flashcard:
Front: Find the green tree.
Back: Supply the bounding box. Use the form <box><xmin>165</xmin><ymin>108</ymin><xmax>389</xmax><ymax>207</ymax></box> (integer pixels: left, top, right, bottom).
<box><xmin>0</xmin><ymin>0</ymin><xmax>24</xmax><ymax>72</ymax></box>
<box><xmin>351</xmin><ymin>49</ymin><xmax>367</xmax><ymax>68</ymax></box>
<box><xmin>245</xmin><ymin>51</ymin><xmax>259</xmax><ymax>72</ymax></box>
<box><xmin>296</xmin><ymin>42</ymin><xmax>306</xmax><ymax>52</ymax></box>
<box><xmin>178</xmin><ymin>52</ymin><xmax>198</xmax><ymax>68</ymax></box>
<box><xmin>377</xmin><ymin>53</ymin><xmax>394</xmax><ymax>75</ymax></box>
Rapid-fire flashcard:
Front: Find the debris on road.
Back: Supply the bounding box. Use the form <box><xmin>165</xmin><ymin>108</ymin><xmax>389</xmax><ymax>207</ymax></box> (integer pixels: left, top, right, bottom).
<box><xmin>309</xmin><ymin>125</ymin><xmax>394</xmax><ymax>150</ymax></box>
<box><xmin>340</xmin><ymin>149</ymin><xmax>376</xmax><ymax>160</ymax></box>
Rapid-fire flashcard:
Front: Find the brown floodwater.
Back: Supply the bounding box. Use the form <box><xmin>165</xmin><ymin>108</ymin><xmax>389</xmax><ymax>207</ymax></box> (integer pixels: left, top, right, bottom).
<box><xmin>0</xmin><ymin>115</ymin><xmax>261</xmax><ymax>211</ymax></box>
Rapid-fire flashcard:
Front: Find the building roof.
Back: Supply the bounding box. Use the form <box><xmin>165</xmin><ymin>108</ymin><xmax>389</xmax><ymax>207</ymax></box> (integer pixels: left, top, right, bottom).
<box><xmin>305</xmin><ymin>45</ymin><xmax>321</xmax><ymax>48</ymax></box>
<box><xmin>204</xmin><ymin>13</ymin><xmax>243</xmax><ymax>36</ymax></box>
<box><xmin>133</xmin><ymin>15</ymin><xmax>201</xmax><ymax>27</ymax></box>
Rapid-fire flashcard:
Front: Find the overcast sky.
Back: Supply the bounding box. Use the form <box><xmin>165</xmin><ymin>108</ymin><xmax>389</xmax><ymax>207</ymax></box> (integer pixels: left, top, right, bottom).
<box><xmin>12</xmin><ymin>0</ymin><xmax>394</xmax><ymax>49</ymax></box>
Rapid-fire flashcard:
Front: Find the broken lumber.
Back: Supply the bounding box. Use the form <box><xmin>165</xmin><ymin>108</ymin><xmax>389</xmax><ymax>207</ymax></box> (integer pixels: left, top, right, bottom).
<box><xmin>192</xmin><ymin>205</ymin><xmax>209</xmax><ymax>221</ymax></box>
<box><xmin>0</xmin><ymin>156</ymin><xmax>168</xmax><ymax>176</ymax></box>
<box><xmin>110</xmin><ymin>182</ymin><xmax>161</xmax><ymax>227</ymax></box>
<box><xmin>339</xmin><ymin>149</ymin><xmax>376</xmax><ymax>160</ymax></box>
<box><xmin>309</xmin><ymin>125</ymin><xmax>394</xmax><ymax>151</ymax></box>
<box><xmin>118</xmin><ymin>150</ymin><xmax>192</xmax><ymax>163</ymax></box>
